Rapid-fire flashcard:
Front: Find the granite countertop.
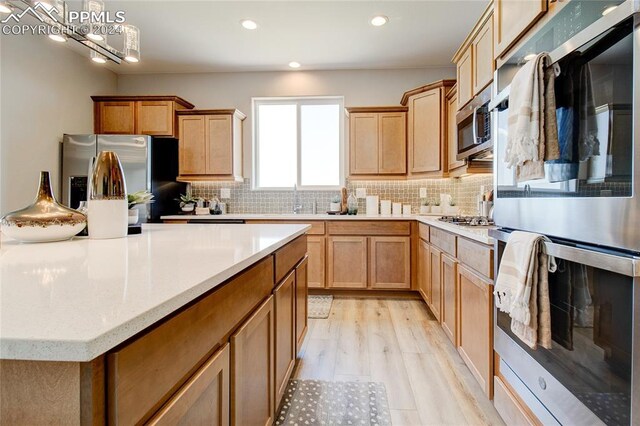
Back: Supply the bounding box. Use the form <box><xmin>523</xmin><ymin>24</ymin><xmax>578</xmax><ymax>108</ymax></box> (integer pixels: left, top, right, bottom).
<box><xmin>161</xmin><ymin>213</ymin><xmax>496</xmax><ymax>245</ymax></box>
<box><xmin>0</xmin><ymin>223</ymin><xmax>309</xmax><ymax>362</ymax></box>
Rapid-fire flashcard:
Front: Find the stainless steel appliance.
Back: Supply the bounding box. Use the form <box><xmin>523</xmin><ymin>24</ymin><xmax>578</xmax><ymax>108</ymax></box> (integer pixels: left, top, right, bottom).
<box><xmin>456</xmin><ymin>85</ymin><xmax>493</xmax><ymax>160</ymax></box>
<box><xmin>438</xmin><ymin>215</ymin><xmax>494</xmax><ymax>226</ymax></box>
<box><xmin>61</xmin><ymin>134</ymin><xmax>186</xmax><ymax>222</ymax></box>
<box><xmin>490</xmin><ymin>0</ymin><xmax>639</xmax><ymax>253</ymax></box>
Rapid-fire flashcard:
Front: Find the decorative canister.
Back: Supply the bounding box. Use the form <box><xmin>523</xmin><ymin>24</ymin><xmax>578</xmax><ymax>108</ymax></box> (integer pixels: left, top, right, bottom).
<box><xmin>87</xmin><ymin>151</ymin><xmax>128</xmax><ymax>239</ymax></box>
<box><xmin>0</xmin><ymin>171</ymin><xmax>87</xmax><ymax>243</ymax></box>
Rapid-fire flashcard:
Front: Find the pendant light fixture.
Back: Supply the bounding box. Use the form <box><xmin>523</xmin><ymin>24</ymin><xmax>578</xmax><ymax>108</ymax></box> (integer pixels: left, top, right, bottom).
<box><xmin>122</xmin><ymin>24</ymin><xmax>140</xmax><ymax>63</ymax></box>
<box><xmin>83</xmin><ymin>0</ymin><xmax>105</xmax><ymax>41</ymax></box>
<box><xmin>90</xmin><ymin>50</ymin><xmax>107</xmax><ymax>64</ymax></box>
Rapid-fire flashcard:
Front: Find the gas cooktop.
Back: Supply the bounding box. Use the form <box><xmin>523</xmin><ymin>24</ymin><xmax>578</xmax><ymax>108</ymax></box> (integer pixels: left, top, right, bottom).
<box><xmin>438</xmin><ymin>216</ymin><xmax>494</xmax><ymax>227</ymax></box>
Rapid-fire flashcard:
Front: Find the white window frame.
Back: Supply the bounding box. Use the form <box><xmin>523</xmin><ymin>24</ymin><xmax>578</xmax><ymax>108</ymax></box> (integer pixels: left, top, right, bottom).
<box><xmin>252</xmin><ymin>96</ymin><xmax>345</xmax><ymax>191</ymax></box>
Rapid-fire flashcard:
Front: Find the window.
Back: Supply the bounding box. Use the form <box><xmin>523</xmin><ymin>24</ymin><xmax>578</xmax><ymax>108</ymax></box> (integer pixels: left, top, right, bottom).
<box><xmin>252</xmin><ymin>97</ymin><xmax>344</xmax><ymax>190</ymax></box>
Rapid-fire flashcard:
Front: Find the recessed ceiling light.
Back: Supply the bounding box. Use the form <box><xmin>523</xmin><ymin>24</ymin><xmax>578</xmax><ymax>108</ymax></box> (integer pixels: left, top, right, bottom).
<box><xmin>288</xmin><ymin>61</ymin><xmax>301</xmax><ymax>69</ymax></box>
<box><xmin>602</xmin><ymin>5</ymin><xmax>617</xmax><ymax>16</ymax></box>
<box><xmin>48</xmin><ymin>33</ymin><xmax>67</xmax><ymax>42</ymax></box>
<box><xmin>241</xmin><ymin>19</ymin><xmax>258</xmax><ymax>30</ymax></box>
<box><xmin>371</xmin><ymin>15</ymin><xmax>389</xmax><ymax>26</ymax></box>
<box><xmin>524</xmin><ymin>53</ymin><xmax>538</xmax><ymax>61</ymax></box>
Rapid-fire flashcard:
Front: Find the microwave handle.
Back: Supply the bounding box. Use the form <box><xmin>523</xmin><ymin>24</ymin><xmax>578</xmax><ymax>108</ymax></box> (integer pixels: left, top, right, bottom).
<box><xmin>472</xmin><ymin>107</ymin><xmax>479</xmax><ymax>144</ymax></box>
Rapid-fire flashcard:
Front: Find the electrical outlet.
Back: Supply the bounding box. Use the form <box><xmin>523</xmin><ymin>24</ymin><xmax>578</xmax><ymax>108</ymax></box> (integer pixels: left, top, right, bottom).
<box><xmin>355</xmin><ymin>188</ymin><xmax>367</xmax><ymax>198</ymax></box>
<box><xmin>419</xmin><ymin>188</ymin><xmax>427</xmax><ymax>198</ymax></box>
<box><xmin>220</xmin><ymin>188</ymin><xmax>231</xmax><ymax>199</ymax></box>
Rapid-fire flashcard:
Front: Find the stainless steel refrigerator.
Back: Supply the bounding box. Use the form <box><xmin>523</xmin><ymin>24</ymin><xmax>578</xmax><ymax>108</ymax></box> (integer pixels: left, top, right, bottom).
<box><xmin>61</xmin><ymin>134</ymin><xmax>186</xmax><ymax>222</ymax></box>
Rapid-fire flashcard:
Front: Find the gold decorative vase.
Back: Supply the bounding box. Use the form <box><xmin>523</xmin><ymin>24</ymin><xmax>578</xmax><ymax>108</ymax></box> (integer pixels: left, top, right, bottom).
<box><xmin>1</xmin><ymin>171</ymin><xmax>87</xmax><ymax>243</ymax></box>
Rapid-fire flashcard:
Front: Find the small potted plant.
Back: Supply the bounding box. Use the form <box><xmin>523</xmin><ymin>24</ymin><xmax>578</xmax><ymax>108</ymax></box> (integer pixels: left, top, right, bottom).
<box><xmin>329</xmin><ymin>195</ymin><xmax>341</xmax><ymax>212</ymax></box>
<box><xmin>176</xmin><ymin>193</ymin><xmax>199</xmax><ymax>213</ymax></box>
<box><xmin>446</xmin><ymin>199</ymin><xmax>458</xmax><ymax>215</ymax></box>
<box><xmin>127</xmin><ymin>190</ymin><xmax>154</xmax><ymax>224</ymax></box>
<box><xmin>431</xmin><ymin>200</ymin><xmax>442</xmax><ymax>214</ymax></box>
<box><xmin>419</xmin><ymin>199</ymin><xmax>430</xmax><ymax>215</ymax></box>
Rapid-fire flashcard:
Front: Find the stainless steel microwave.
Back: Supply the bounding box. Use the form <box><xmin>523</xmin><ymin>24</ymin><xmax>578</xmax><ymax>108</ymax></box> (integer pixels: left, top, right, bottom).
<box><xmin>456</xmin><ymin>85</ymin><xmax>492</xmax><ymax>160</ymax></box>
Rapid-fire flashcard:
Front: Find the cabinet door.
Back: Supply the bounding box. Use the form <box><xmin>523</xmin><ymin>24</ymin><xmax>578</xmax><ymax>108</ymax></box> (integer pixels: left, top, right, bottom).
<box><xmin>96</xmin><ymin>101</ymin><xmax>135</xmax><ymax>134</ymax></box>
<box><xmin>327</xmin><ymin>236</ymin><xmax>367</xmax><ymax>288</ymax></box>
<box><xmin>495</xmin><ymin>0</ymin><xmax>547</xmax><ymax>58</ymax></box>
<box><xmin>429</xmin><ymin>246</ymin><xmax>442</xmax><ymax>321</ymax></box>
<box><xmin>369</xmin><ymin>236</ymin><xmax>410</xmax><ymax>289</ymax></box>
<box><xmin>206</xmin><ymin>115</ymin><xmax>233</xmax><ymax>175</ymax></box>
<box><xmin>417</xmin><ymin>239</ymin><xmax>431</xmax><ymax>304</ymax></box>
<box><xmin>295</xmin><ymin>257</ymin><xmax>308</xmax><ymax>354</ymax></box>
<box><xmin>441</xmin><ymin>253</ymin><xmax>458</xmax><ymax>346</ymax></box>
<box><xmin>447</xmin><ymin>88</ymin><xmax>465</xmax><ymax>171</ymax></box>
<box><xmin>147</xmin><ymin>344</ymin><xmax>230</xmax><ymax>426</ymax></box>
<box><xmin>307</xmin><ymin>236</ymin><xmax>325</xmax><ymax>288</ymax></box>
<box><xmin>378</xmin><ymin>112</ymin><xmax>406</xmax><ymax>174</ymax></box>
<box><xmin>409</xmin><ymin>89</ymin><xmax>441</xmax><ymax>173</ymax></box>
<box><xmin>178</xmin><ymin>115</ymin><xmax>206</xmax><ymax>175</ymax></box>
<box><xmin>456</xmin><ymin>48</ymin><xmax>473</xmax><ymax>110</ymax></box>
<box><xmin>458</xmin><ymin>264</ymin><xmax>493</xmax><ymax>397</ymax></box>
<box><xmin>231</xmin><ymin>297</ymin><xmax>275</xmax><ymax>426</ymax></box>
<box><xmin>136</xmin><ymin>101</ymin><xmax>174</xmax><ymax>136</ymax></box>
<box><xmin>473</xmin><ymin>16</ymin><xmax>494</xmax><ymax>95</ymax></box>
<box><xmin>349</xmin><ymin>113</ymin><xmax>379</xmax><ymax>174</ymax></box>
<box><xmin>274</xmin><ymin>272</ymin><xmax>295</xmax><ymax>409</ymax></box>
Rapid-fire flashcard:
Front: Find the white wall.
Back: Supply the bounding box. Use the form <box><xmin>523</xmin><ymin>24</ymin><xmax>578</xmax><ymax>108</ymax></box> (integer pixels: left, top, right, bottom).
<box><xmin>117</xmin><ymin>67</ymin><xmax>455</xmax><ymax>175</ymax></box>
<box><xmin>0</xmin><ymin>35</ymin><xmax>117</xmax><ymax>215</ymax></box>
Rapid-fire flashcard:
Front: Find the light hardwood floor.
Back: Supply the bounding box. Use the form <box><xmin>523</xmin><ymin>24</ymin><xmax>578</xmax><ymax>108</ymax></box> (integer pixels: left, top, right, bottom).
<box><xmin>292</xmin><ymin>298</ymin><xmax>505</xmax><ymax>426</ymax></box>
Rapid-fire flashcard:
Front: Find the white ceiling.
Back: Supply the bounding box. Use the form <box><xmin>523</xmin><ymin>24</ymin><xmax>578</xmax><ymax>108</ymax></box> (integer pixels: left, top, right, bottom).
<box><xmin>90</xmin><ymin>0</ymin><xmax>489</xmax><ymax>74</ymax></box>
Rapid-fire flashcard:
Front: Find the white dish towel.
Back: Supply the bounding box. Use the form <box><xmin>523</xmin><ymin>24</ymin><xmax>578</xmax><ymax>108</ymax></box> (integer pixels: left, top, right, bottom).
<box><xmin>494</xmin><ymin>231</ymin><xmax>557</xmax><ymax>349</ymax></box>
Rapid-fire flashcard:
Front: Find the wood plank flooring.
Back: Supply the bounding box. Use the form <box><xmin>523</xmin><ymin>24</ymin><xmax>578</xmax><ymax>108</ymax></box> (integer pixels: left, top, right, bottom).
<box><xmin>293</xmin><ymin>298</ymin><xmax>504</xmax><ymax>426</ymax></box>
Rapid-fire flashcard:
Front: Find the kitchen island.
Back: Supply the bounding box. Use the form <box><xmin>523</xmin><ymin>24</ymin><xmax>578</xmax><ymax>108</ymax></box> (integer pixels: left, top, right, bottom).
<box><xmin>0</xmin><ymin>223</ymin><xmax>310</xmax><ymax>425</ymax></box>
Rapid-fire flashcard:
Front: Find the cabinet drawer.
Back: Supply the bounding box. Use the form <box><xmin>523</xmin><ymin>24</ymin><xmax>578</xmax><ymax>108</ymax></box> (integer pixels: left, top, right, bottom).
<box><xmin>457</xmin><ymin>237</ymin><xmax>493</xmax><ymax>279</ymax></box>
<box><xmin>327</xmin><ymin>221</ymin><xmax>410</xmax><ymax>236</ymax></box>
<box><xmin>274</xmin><ymin>235</ymin><xmax>307</xmax><ymax>283</ymax></box>
<box><xmin>147</xmin><ymin>344</ymin><xmax>230</xmax><ymax>426</ymax></box>
<box><xmin>418</xmin><ymin>223</ymin><xmax>429</xmax><ymax>241</ymax></box>
<box><xmin>429</xmin><ymin>227</ymin><xmax>456</xmax><ymax>256</ymax></box>
<box><xmin>247</xmin><ymin>220</ymin><xmax>325</xmax><ymax>235</ymax></box>
<box><xmin>107</xmin><ymin>257</ymin><xmax>274</xmax><ymax>425</ymax></box>
<box><xmin>493</xmin><ymin>376</ymin><xmax>538</xmax><ymax>426</ymax></box>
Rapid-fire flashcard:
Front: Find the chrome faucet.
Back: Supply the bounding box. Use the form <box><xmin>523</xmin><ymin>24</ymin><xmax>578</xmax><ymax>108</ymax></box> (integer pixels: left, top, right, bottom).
<box><xmin>293</xmin><ymin>184</ymin><xmax>302</xmax><ymax>214</ymax></box>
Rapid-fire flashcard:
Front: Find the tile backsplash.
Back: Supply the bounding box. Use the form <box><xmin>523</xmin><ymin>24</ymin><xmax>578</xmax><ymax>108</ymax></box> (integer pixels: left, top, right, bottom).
<box><xmin>191</xmin><ymin>174</ymin><xmax>493</xmax><ymax>216</ymax></box>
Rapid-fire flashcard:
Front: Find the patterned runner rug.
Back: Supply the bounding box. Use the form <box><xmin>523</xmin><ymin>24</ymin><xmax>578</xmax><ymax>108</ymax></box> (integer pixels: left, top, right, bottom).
<box><xmin>308</xmin><ymin>295</ymin><xmax>333</xmax><ymax>319</ymax></box>
<box><xmin>275</xmin><ymin>379</ymin><xmax>392</xmax><ymax>425</ymax></box>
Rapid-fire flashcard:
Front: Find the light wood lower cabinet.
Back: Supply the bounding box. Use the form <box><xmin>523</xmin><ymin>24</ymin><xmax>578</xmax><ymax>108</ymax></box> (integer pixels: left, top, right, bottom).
<box><xmin>417</xmin><ymin>238</ymin><xmax>431</xmax><ymax>304</ymax></box>
<box><xmin>369</xmin><ymin>237</ymin><xmax>410</xmax><ymax>289</ymax></box>
<box><xmin>441</xmin><ymin>253</ymin><xmax>458</xmax><ymax>345</ymax></box>
<box><xmin>147</xmin><ymin>344</ymin><xmax>230</xmax><ymax>426</ymax></box>
<box><xmin>327</xmin><ymin>236</ymin><xmax>368</xmax><ymax>288</ymax></box>
<box><xmin>295</xmin><ymin>257</ymin><xmax>309</xmax><ymax>354</ymax></box>
<box><xmin>231</xmin><ymin>297</ymin><xmax>275</xmax><ymax>426</ymax></box>
<box><xmin>429</xmin><ymin>246</ymin><xmax>443</xmax><ymax>321</ymax></box>
<box><xmin>458</xmin><ymin>264</ymin><xmax>493</xmax><ymax>397</ymax></box>
<box><xmin>307</xmin><ymin>236</ymin><xmax>326</xmax><ymax>288</ymax></box>
<box><xmin>274</xmin><ymin>272</ymin><xmax>295</xmax><ymax>410</ymax></box>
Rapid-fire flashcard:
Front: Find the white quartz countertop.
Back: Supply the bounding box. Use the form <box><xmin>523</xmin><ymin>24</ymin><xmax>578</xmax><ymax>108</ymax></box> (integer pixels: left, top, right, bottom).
<box><xmin>0</xmin><ymin>223</ymin><xmax>309</xmax><ymax>362</ymax></box>
<box><xmin>161</xmin><ymin>214</ymin><xmax>495</xmax><ymax>245</ymax></box>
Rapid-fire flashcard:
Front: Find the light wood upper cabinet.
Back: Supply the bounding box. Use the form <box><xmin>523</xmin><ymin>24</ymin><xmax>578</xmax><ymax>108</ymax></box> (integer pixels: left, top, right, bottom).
<box><xmin>429</xmin><ymin>245</ymin><xmax>443</xmax><ymax>321</ymax></box>
<box><xmin>347</xmin><ymin>107</ymin><xmax>407</xmax><ymax>177</ymax></box>
<box><xmin>418</xmin><ymin>238</ymin><xmax>431</xmax><ymax>304</ymax></box>
<box><xmin>458</xmin><ymin>264</ymin><xmax>493</xmax><ymax>397</ymax></box>
<box><xmin>473</xmin><ymin>15</ymin><xmax>494</xmax><ymax>95</ymax></box>
<box><xmin>441</xmin><ymin>253</ymin><xmax>458</xmax><ymax>346</ymax></box>
<box><xmin>327</xmin><ymin>236</ymin><xmax>368</xmax><ymax>289</ymax></box>
<box><xmin>456</xmin><ymin>48</ymin><xmax>474</xmax><ymax>110</ymax></box>
<box><xmin>177</xmin><ymin>109</ymin><xmax>245</xmax><ymax>181</ymax></box>
<box><xmin>307</xmin><ymin>236</ymin><xmax>326</xmax><ymax>289</ymax></box>
<box><xmin>447</xmin><ymin>86</ymin><xmax>465</xmax><ymax>172</ymax></box>
<box><xmin>495</xmin><ymin>0</ymin><xmax>547</xmax><ymax>59</ymax></box>
<box><xmin>93</xmin><ymin>96</ymin><xmax>194</xmax><ymax>137</ymax></box>
<box><xmin>295</xmin><ymin>257</ymin><xmax>309</xmax><ymax>354</ymax></box>
<box><xmin>369</xmin><ymin>236</ymin><xmax>411</xmax><ymax>289</ymax></box>
<box><xmin>231</xmin><ymin>296</ymin><xmax>275</xmax><ymax>426</ymax></box>
<box><xmin>147</xmin><ymin>344</ymin><xmax>230</xmax><ymax>426</ymax></box>
<box><xmin>274</xmin><ymin>272</ymin><xmax>295</xmax><ymax>409</ymax></box>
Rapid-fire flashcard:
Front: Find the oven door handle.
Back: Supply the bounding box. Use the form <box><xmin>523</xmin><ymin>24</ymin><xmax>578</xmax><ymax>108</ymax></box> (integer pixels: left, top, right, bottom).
<box><xmin>490</xmin><ymin>229</ymin><xmax>640</xmax><ymax>277</ymax></box>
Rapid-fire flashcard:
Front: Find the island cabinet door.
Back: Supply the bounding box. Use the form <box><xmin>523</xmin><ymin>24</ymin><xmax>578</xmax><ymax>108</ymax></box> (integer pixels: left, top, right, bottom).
<box><xmin>295</xmin><ymin>256</ymin><xmax>309</xmax><ymax>354</ymax></box>
<box><xmin>147</xmin><ymin>344</ymin><xmax>230</xmax><ymax>426</ymax></box>
<box><xmin>429</xmin><ymin>246</ymin><xmax>443</xmax><ymax>321</ymax></box>
<box><xmin>368</xmin><ymin>236</ymin><xmax>411</xmax><ymax>289</ymax></box>
<box><xmin>417</xmin><ymin>238</ymin><xmax>431</xmax><ymax>304</ymax></box>
<box><xmin>327</xmin><ymin>236</ymin><xmax>368</xmax><ymax>288</ymax></box>
<box><xmin>274</xmin><ymin>272</ymin><xmax>296</xmax><ymax>409</ymax></box>
<box><xmin>230</xmin><ymin>296</ymin><xmax>275</xmax><ymax>426</ymax></box>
